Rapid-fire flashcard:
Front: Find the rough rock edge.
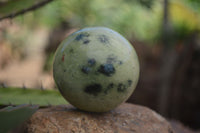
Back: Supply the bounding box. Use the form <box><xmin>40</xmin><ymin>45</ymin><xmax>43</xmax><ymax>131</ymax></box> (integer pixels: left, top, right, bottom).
<box><xmin>23</xmin><ymin>103</ymin><xmax>175</xmax><ymax>133</ymax></box>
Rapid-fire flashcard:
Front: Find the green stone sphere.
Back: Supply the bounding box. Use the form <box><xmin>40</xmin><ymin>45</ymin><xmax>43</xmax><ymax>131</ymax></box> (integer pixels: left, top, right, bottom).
<box><xmin>53</xmin><ymin>27</ymin><xmax>139</xmax><ymax>112</ymax></box>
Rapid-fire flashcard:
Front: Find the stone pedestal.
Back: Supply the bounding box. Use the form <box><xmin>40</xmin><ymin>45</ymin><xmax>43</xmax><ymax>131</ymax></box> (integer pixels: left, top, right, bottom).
<box><xmin>23</xmin><ymin>103</ymin><xmax>174</xmax><ymax>133</ymax></box>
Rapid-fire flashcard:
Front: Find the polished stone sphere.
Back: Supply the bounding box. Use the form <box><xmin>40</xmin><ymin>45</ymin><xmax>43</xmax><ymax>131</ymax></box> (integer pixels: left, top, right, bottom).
<box><xmin>53</xmin><ymin>27</ymin><xmax>139</xmax><ymax>112</ymax></box>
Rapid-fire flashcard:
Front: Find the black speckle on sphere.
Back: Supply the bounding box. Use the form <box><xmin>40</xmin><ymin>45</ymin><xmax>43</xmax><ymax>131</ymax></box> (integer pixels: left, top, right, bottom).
<box><xmin>84</xmin><ymin>84</ymin><xmax>102</xmax><ymax>96</ymax></box>
<box><xmin>75</xmin><ymin>33</ymin><xmax>89</xmax><ymax>41</ymax></box>
<box><xmin>104</xmin><ymin>83</ymin><xmax>114</xmax><ymax>94</ymax></box>
<box><xmin>108</xmin><ymin>83</ymin><xmax>114</xmax><ymax>88</ymax></box>
<box><xmin>118</xmin><ymin>61</ymin><xmax>123</xmax><ymax>65</ymax></box>
<box><xmin>83</xmin><ymin>39</ymin><xmax>90</xmax><ymax>44</ymax></box>
<box><xmin>98</xmin><ymin>64</ymin><xmax>115</xmax><ymax>76</ymax></box>
<box><xmin>117</xmin><ymin>83</ymin><xmax>127</xmax><ymax>92</ymax></box>
<box><xmin>128</xmin><ymin>80</ymin><xmax>133</xmax><ymax>87</ymax></box>
<box><xmin>98</xmin><ymin>35</ymin><xmax>109</xmax><ymax>44</ymax></box>
<box><xmin>106</xmin><ymin>55</ymin><xmax>117</xmax><ymax>64</ymax></box>
<box><xmin>69</xmin><ymin>49</ymin><xmax>74</xmax><ymax>53</ymax></box>
<box><xmin>88</xmin><ymin>58</ymin><xmax>96</xmax><ymax>66</ymax></box>
<box><xmin>81</xmin><ymin>66</ymin><xmax>91</xmax><ymax>74</ymax></box>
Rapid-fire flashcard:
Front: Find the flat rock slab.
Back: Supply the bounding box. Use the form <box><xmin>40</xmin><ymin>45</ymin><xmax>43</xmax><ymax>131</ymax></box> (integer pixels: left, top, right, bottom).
<box><xmin>23</xmin><ymin>103</ymin><xmax>174</xmax><ymax>133</ymax></box>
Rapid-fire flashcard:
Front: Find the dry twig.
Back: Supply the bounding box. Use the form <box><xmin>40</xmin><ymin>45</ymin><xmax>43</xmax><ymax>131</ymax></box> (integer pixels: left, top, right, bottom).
<box><xmin>0</xmin><ymin>0</ymin><xmax>54</xmax><ymax>21</ymax></box>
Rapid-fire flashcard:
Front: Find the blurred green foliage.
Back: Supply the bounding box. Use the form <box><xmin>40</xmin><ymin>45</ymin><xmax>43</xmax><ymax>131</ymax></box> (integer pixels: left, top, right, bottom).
<box><xmin>170</xmin><ymin>1</ymin><xmax>200</xmax><ymax>31</ymax></box>
<box><xmin>185</xmin><ymin>0</ymin><xmax>200</xmax><ymax>12</ymax></box>
<box><xmin>0</xmin><ymin>87</ymin><xmax>67</xmax><ymax>106</ymax></box>
<box><xmin>0</xmin><ymin>0</ymin><xmax>41</xmax><ymax>15</ymax></box>
<box><xmin>10</xmin><ymin>0</ymin><xmax>199</xmax><ymax>44</ymax></box>
<box><xmin>13</xmin><ymin>0</ymin><xmax>162</xmax><ymax>42</ymax></box>
<box><xmin>0</xmin><ymin>105</ymin><xmax>38</xmax><ymax>133</ymax></box>
<box><xmin>43</xmin><ymin>52</ymin><xmax>55</xmax><ymax>71</ymax></box>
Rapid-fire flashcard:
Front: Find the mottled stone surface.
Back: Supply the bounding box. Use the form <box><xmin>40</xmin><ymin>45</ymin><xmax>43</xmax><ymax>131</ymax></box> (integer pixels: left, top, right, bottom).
<box><xmin>23</xmin><ymin>103</ymin><xmax>174</xmax><ymax>133</ymax></box>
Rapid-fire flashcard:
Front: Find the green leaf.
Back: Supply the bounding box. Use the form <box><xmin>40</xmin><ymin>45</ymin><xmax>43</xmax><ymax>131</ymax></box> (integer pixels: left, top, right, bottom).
<box><xmin>0</xmin><ymin>105</ymin><xmax>38</xmax><ymax>133</ymax></box>
<box><xmin>0</xmin><ymin>87</ymin><xmax>67</xmax><ymax>106</ymax></box>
